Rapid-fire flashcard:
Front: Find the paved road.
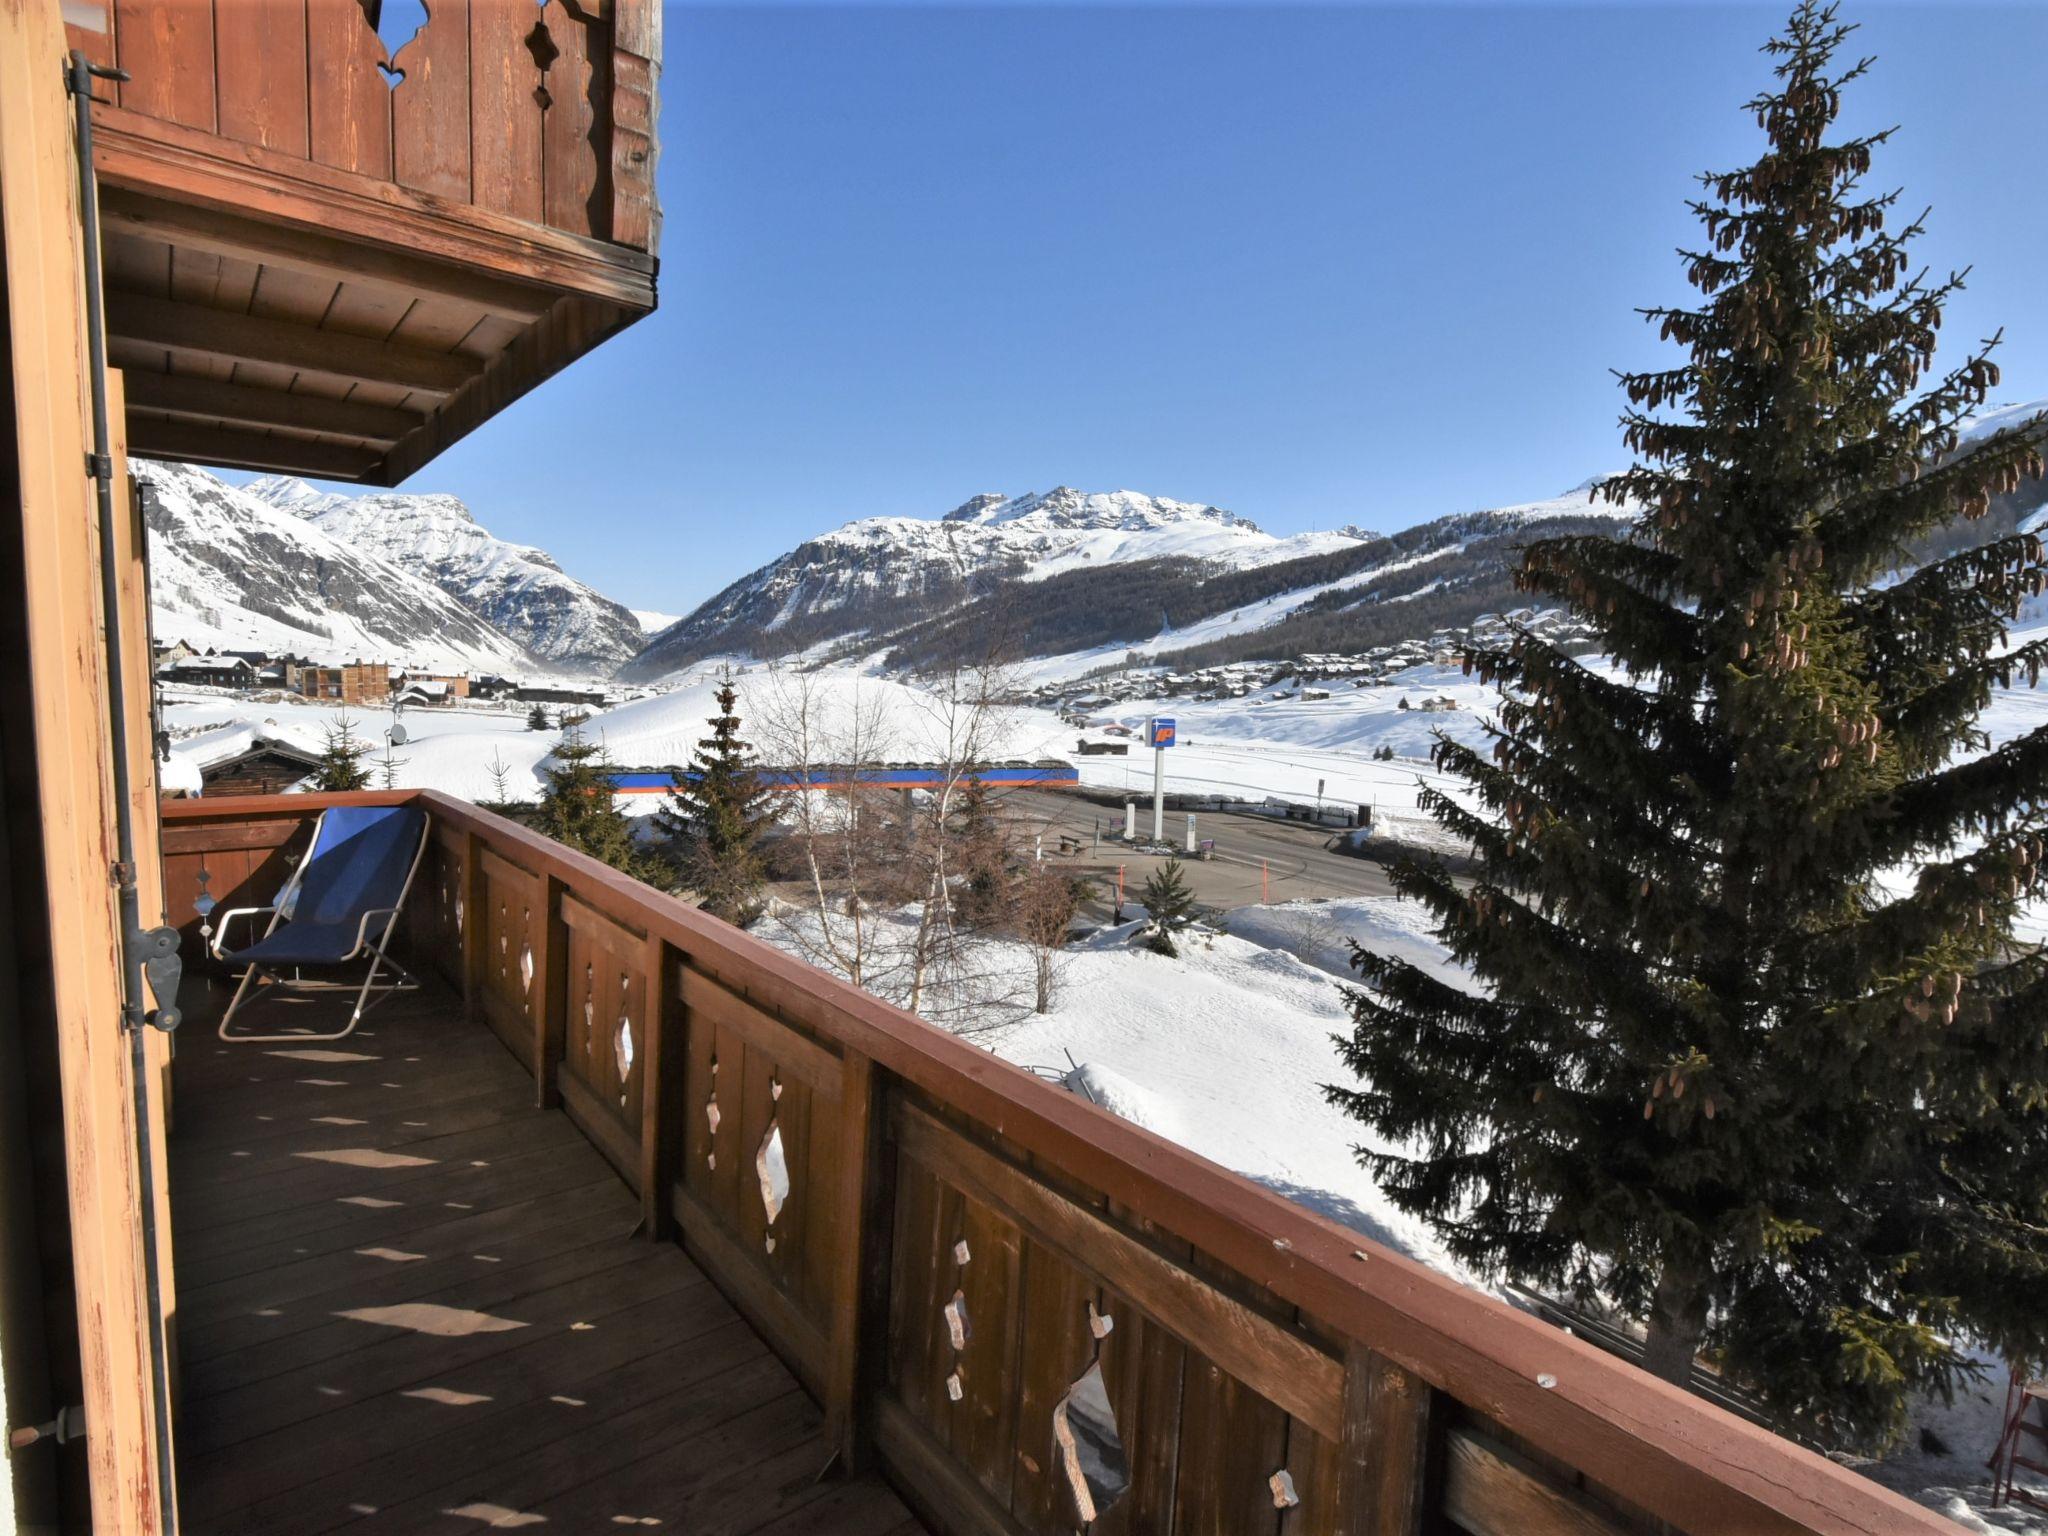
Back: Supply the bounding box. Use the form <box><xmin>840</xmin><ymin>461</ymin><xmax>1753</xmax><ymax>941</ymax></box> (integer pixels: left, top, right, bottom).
<box><xmin>995</xmin><ymin>787</ymin><xmax>1403</xmax><ymax>912</ymax></box>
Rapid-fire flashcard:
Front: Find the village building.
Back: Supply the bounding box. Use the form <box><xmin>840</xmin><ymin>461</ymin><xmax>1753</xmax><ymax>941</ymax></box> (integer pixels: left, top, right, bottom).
<box><xmin>391</xmin><ymin>678</ymin><xmax>454</xmax><ymax>708</ymax></box>
<box><xmin>297</xmin><ymin>659</ymin><xmax>392</xmax><ymax>707</ymax></box>
<box><xmin>182</xmin><ymin>727</ymin><xmax>324</xmax><ymax>797</ymax></box>
<box><xmin>513</xmin><ymin>682</ymin><xmax>610</xmax><ymax>709</ymax></box>
<box><xmin>155</xmin><ymin>652</ymin><xmax>256</xmax><ymax>688</ymax></box>
<box><xmin>396</xmin><ymin>668</ymin><xmax>471</xmax><ymax>698</ymax></box>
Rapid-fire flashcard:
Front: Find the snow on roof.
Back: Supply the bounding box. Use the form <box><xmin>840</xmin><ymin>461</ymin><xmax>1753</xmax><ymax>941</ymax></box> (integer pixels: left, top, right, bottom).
<box><xmin>172</xmin><ymin>720</ymin><xmax>325</xmax><ymax>774</ymax></box>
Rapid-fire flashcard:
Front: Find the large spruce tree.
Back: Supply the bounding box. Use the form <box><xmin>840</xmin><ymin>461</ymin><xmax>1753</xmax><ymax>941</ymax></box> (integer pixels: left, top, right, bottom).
<box><xmin>1328</xmin><ymin>2</ymin><xmax>2048</xmax><ymax>1450</ymax></box>
<box><xmin>659</xmin><ymin>675</ymin><xmax>774</xmax><ymax>925</ymax></box>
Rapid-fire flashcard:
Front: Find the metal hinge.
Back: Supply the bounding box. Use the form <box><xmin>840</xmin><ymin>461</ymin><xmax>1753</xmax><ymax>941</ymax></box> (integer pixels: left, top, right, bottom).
<box><xmin>9</xmin><ymin>1404</ymin><xmax>87</xmax><ymax>1451</ymax></box>
<box><xmin>129</xmin><ymin>924</ymin><xmax>184</xmax><ymax>1033</ymax></box>
<box><xmin>85</xmin><ymin>450</ymin><xmax>113</xmax><ymax>482</ymax></box>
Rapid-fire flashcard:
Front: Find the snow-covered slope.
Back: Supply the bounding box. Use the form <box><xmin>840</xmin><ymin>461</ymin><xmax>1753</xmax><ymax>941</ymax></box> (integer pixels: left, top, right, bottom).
<box><xmin>137</xmin><ymin>461</ymin><xmax>536</xmax><ymax>675</ymax></box>
<box><xmin>247</xmin><ymin>477</ymin><xmax>645</xmax><ymax>675</ymax></box>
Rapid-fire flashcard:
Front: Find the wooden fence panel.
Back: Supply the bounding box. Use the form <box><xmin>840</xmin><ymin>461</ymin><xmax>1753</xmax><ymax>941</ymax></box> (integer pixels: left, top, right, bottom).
<box><xmin>668</xmin><ymin>960</ymin><xmax>873</xmax><ymax>1408</ymax></box>
<box><xmin>539</xmin><ymin>0</ymin><xmax>611</xmax><ymax>239</ymax></box>
<box><xmin>159</xmin><ymin>815</ymin><xmax>308</xmax><ymax>964</ymax></box>
<box><xmin>476</xmin><ymin>845</ymin><xmax>539</xmax><ymax>1072</ymax></box>
<box><xmin>306</xmin><ymin>0</ymin><xmax>394</xmax><ymax>180</ymax></box>
<box><xmin>886</xmin><ymin>1099</ymin><xmax>1365</xmax><ymax>1536</ymax></box>
<box><xmin>86</xmin><ymin>0</ymin><xmax>638</xmax><ymax>248</ymax></box>
<box><xmin>390</xmin><ymin>0</ymin><xmax>471</xmax><ymax>202</ymax></box>
<box><xmin>212</xmin><ymin>0</ymin><xmax>309</xmax><ymax>155</ymax></box>
<box><xmin>555</xmin><ymin>890</ymin><xmax>649</xmax><ymax>1181</ymax></box>
<box><xmin>469</xmin><ymin>0</ymin><xmax>547</xmax><ymax>223</ymax></box>
<box><xmin>111</xmin><ymin>0</ymin><xmax>214</xmax><ymax>130</ymax></box>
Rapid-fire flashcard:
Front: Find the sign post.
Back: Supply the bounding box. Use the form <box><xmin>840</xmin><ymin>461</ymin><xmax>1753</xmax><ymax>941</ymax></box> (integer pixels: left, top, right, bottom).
<box><xmin>1146</xmin><ymin>717</ymin><xmax>1176</xmax><ymax>843</ymax></box>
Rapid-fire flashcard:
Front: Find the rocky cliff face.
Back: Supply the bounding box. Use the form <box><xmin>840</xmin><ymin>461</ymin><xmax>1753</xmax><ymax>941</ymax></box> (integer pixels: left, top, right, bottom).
<box><xmin>247</xmin><ymin>477</ymin><xmax>645</xmax><ymax>675</ymax></box>
<box><xmin>136</xmin><ymin>460</ymin><xmax>536</xmax><ymax>675</ymax></box>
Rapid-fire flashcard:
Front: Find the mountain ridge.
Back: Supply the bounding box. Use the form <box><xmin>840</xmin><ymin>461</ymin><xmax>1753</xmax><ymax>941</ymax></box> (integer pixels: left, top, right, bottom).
<box><xmin>622</xmin><ymin>482</ymin><xmax>1634</xmax><ymax>682</ymax></box>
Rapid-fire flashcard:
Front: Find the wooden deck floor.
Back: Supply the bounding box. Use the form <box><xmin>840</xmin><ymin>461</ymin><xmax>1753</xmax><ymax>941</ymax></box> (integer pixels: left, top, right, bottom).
<box><xmin>168</xmin><ymin>973</ymin><xmax>923</xmax><ymax>1536</ymax></box>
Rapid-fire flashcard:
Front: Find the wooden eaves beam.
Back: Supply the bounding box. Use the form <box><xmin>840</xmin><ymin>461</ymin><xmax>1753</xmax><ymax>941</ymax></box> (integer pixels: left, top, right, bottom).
<box><xmin>97</xmin><ymin>189</ymin><xmax>555</xmax><ymax>324</ymax></box>
<box><xmin>107</xmin><ymin>292</ymin><xmax>481</xmax><ymax>397</ymax></box>
<box><xmin>124</xmin><ymin>416</ymin><xmax>383</xmax><ymax>481</ymax></box>
<box><xmin>122</xmin><ymin>372</ymin><xmax>423</xmax><ymax>445</ymax></box>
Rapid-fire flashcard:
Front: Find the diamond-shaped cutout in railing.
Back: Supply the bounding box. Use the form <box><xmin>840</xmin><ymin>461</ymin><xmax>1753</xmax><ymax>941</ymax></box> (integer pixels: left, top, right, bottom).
<box><xmin>615</xmin><ymin>1015</ymin><xmax>634</xmax><ymax>1101</ymax></box>
<box><xmin>706</xmin><ymin>1097</ymin><xmax>721</xmax><ymax>1136</ymax></box>
<box><xmin>1053</xmin><ymin>1362</ymin><xmax>1129</xmax><ymax>1524</ymax></box>
<box><xmin>520</xmin><ymin>943</ymin><xmax>534</xmax><ymax>995</ymax></box>
<box><xmin>756</xmin><ymin>1122</ymin><xmax>790</xmax><ymax>1227</ymax></box>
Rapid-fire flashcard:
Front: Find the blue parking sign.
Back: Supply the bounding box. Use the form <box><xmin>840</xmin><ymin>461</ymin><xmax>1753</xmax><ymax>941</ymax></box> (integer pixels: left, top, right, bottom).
<box><xmin>1148</xmin><ymin>717</ymin><xmax>1176</xmax><ymax>749</ymax></box>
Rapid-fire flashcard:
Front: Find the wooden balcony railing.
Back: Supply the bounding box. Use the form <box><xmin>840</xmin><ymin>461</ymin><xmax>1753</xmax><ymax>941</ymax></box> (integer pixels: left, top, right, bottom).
<box><xmin>63</xmin><ymin>0</ymin><xmax>655</xmax><ymax>253</ymax></box>
<box><xmin>159</xmin><ymin>791</ymin><xmax>1951</xmax><ymax>1536</ymax></box>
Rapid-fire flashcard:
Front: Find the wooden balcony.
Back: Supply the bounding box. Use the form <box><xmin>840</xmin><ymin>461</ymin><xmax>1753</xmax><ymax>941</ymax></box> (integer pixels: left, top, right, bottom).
<box><xmin>170</xmin><ymin>972</ymin><xmax>920</xmax><ymax>1532</ymax></box>
<box><xmin>63</xmin><ymin>1</ymin><xmax>660</xmax><ymax>484</ymax></box>
<box><xmin>158</xmin><ymin>792</ymin><xmax>1953</xmax><ymax>1536</ymax></box>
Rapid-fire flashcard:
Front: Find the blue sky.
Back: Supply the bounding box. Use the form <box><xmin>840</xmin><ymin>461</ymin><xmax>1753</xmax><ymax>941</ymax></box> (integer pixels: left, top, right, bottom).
<box><xmin>318</xmin><ymin>2</ymin><xmax>2048</xmax><ymax>615</ymax></box>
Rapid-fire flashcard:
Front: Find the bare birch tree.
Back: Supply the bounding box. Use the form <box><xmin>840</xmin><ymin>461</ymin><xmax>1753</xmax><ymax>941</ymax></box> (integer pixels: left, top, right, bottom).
<box><xmin>1013</xmin><ymin>864</ymin><xmax>1085</xmax><ymax>1014</ymax></box>
<box><xmin>897</xmin><ymin>650</ymin><xmax>1020</xmax><ymax>1017</ymax></box>
<box><xmin>752</xmin><ymin>665</ymin><xmax>901</xmax><ymax>992</ymax></box>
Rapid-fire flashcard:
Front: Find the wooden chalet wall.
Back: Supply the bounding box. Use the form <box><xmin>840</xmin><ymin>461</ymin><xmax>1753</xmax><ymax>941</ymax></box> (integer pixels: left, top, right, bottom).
<box><xmin>158</xmin><ymin>792</ymin><xmax>1955</xmax><ymax>1536</ymax></box>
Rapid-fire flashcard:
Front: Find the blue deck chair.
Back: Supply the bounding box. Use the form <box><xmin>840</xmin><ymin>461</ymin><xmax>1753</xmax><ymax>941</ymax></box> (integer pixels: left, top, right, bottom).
<box><xmin>212</xmin><ymin>805</ymin><xmax>432</xmax><ymax>1042</ymax></box>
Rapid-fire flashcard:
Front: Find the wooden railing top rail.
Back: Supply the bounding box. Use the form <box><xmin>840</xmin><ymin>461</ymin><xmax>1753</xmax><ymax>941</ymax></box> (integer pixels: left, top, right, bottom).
<box><xmin>160</xmin><ymin>791</ymin><xmax>1949</xmax><ymax>1536</ymax></box>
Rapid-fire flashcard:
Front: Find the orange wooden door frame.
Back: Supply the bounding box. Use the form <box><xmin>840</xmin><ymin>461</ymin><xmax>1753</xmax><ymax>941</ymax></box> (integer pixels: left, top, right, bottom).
<box><xmin>1</xmin><ymin>0</ymin><xmax>176</xmax><ymax>1528</ymax></box>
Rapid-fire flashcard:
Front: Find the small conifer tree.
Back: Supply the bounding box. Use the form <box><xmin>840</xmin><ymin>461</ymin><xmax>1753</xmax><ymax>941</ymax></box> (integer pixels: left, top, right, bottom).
<box><xmin>658</xmin><ymin>676</ymin><xmax>774</xmax><ymax>925</ymax></box>
<box><xmin>310</xmin><ymin>713</ymin><xmax>374</xmax><ymax>792</ymax></box>
<box><xmin>1140</xmin><ymin>857</ymin><xmax>1196</xmax><ymax>957</ymax></box>
<box><xmin>1328</xmin><ymin>2</ymin><xmax>2048</xmax><ymax>1450</ymax></box>
<box><xmin>534</xmin><ymin>721</ymin><xmax>645</xmax><ymax>877</ymax></box>
<box><xmin>955</xmin><ymin>776</ymin><xmax>1012</xmax><ymax>928</ymax></box>
<box><xmin>527</xmin><ymin>704</ymin><xmax>552</xmax><ymax>731</ymax></box>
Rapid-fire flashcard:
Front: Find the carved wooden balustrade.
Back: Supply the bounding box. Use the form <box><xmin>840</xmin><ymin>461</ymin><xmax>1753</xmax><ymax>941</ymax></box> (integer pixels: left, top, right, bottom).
<box><xmin>159</xmin><ymin>792</ymin><xmax>1951</xmax><ymax>1536</ymax></box>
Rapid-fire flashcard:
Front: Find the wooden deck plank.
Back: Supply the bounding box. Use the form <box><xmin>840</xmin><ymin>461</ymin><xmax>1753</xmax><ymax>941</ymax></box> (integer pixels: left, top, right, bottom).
<box><xmin>171</xmin><ymin>977</ymin><xmax>923</xmax><ymax>1534</ymax></box>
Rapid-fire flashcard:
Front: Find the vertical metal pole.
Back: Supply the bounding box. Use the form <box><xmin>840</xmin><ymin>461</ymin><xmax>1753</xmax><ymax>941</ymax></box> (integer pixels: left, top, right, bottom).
<box><xmin>1151</xmin><ymin>744</ymin><xmax>1164</xmax><ymax>844</ymax></box>
<box><xmin>66</xmin><ymin>51</ymin><xmax>178</xmax><ymax>1536</ymax></box>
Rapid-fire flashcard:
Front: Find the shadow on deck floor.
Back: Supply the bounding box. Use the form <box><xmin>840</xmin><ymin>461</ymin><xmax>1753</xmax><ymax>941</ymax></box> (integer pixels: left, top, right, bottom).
<box><xmin>167</xmin><ymin>972</ymin><xmax>922</xmax><ymax>1535</ymax></box>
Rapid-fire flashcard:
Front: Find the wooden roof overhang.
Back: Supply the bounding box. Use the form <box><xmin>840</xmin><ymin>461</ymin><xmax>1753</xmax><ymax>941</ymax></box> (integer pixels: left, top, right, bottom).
<box><xmin>67</xmin><ymin>0</ymin><xmax>660</xmax><ymax>486</ymax></box>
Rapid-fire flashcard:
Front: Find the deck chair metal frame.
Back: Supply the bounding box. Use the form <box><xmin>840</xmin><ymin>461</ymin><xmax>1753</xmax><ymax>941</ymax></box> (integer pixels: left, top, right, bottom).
<box><xmin>211</xmin><ymin>806</ymin><xmax>432</xmax><ymax>1043</ymax></box>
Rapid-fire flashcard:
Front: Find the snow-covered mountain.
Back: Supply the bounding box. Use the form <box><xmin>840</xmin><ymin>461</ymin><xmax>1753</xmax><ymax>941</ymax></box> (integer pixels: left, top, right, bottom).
<box><xmin>624</xmin><ymin>487</ymin><xmax>1371</xmax><ymax>679</ymax></box>
<box><xmin>622</xmin><ymin>483</ymin><xmax>1632</xmax><ymax>681</ymax></box>
<box><xmin>137</xmin><ymin>461</ymin><xmax>537</xmax><ymax>676</ymax></box>
<box><xmin>246</xmin><ymin>477</ymin><xmax>645</xmax><ymax>675</ymax></box>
